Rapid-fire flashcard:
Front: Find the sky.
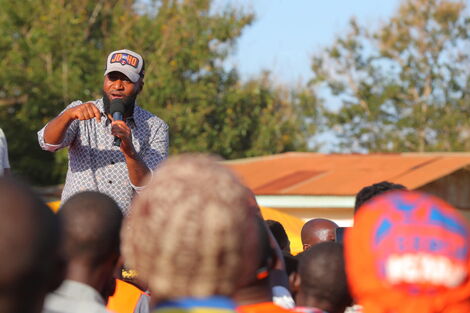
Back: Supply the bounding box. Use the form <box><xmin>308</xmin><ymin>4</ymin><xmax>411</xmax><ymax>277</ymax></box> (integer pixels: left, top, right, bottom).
<box><xmin>218</xmin><ymin>0</ymin><xmax>402</xmax><ymax>85</ymax></box>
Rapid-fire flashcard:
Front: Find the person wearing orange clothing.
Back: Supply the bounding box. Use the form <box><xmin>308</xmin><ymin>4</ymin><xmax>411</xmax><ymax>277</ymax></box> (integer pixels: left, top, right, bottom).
<box><xmin>235</xmin><ymin>217</ymin><xmax>293</xmax><ymax>313</ymax></box>
<box><xmin>107</xmin><ymin>279</ymin><xmax>150</xmax><ymax>313</ymax></box>
<box><xmin>345</xmin><ymin>191</ymin><xmax>470</xmax><ymax>313</ymax></box>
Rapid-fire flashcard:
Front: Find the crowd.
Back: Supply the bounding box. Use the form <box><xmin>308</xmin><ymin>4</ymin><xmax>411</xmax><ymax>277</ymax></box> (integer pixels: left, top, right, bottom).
<box><xmin>1</xmin><ymin>155</ymin><xmax>470</xmax><ymax>313</ymax></box>
<box><xmin>1</xmin><ymin>49</ymin><xmax>470</xmax><ymax>313</ymax></box>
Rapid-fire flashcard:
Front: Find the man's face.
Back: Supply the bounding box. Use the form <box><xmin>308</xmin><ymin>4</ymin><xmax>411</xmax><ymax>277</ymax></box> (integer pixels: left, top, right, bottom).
<box><xmin>103</xmin><ymin>71</ymin><xmax>142</xmax><ymax>116</ymax></box>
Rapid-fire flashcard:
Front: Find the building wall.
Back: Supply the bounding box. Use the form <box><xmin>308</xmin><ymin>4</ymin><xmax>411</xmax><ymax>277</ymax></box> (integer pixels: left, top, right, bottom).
<box><xmin>270</xmin><ymin>207</ymin><xmax>354</xmax><ymax>227</ymax></box>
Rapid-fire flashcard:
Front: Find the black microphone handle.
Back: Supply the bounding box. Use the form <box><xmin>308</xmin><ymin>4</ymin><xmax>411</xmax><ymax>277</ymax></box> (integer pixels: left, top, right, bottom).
<box><xmin>112</xmin><ymin>111</ymin><xmax>123</xmax><ymax>147</ymax></box>
<box><xmin>113</xmin><ymin>136</ymin><xmax>121</xmax><ymax>147</ymax></box>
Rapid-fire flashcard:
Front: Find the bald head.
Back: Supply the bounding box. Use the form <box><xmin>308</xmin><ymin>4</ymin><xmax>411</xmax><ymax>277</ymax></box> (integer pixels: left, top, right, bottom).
<box><xmin>58</xmin><ymin>191</ymin><xmax>123</xmax><ymax>267</ymax></box>
<box><xmin>0</xmin><ymin>177</ymin><xmax>61</xmax><ymax>313</ymax></box>
<box><xmin>301</xmin><ymin>218</ymin><xmax>338</xmax><ymax>251</ymax></box>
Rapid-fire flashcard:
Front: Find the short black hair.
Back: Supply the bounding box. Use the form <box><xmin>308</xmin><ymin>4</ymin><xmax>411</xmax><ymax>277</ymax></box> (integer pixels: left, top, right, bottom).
<box><xmin>265</xmin><ymin>219</ymin><xmax>289</xmax><ymax>252</ymax></box>
<box><xmin>298</xmin><ymin>242</ymin><xmax>352</xmax><ymax>313</ymax></box>
<box><xmin>283</xmin><ymin>251</ymin><xmax>298</xmax><ymax>276</ymax></box>
<box><xmin>256</xmin><ymin>217</ymin><xmax>274</xmax><ymax>271</ymax></box>
<box><xmin>58</xmin><ymin>191</ymin><xmax>123</xmax><ymax>267</ymax></box>
<box><xmin>0</xmin><ymin>177</ymin><xmax>62</xmax><ymax>313</ymax></box>
<box><xmin>354</xmin><ymin>181</ymin><xmax>406</xmax><ymax>213</ymax></box>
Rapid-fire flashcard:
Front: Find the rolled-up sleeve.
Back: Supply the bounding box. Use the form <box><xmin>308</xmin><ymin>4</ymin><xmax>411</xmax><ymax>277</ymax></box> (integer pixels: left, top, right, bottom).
<box><xmin>37</xmin><ymin>101</ymin><xmax>82</xmax><ymax>152</ymax></box>
<box><xmin>130</xmin><ymin>120</ymin><xmax>169</xmax><ymax>191</ymax></box>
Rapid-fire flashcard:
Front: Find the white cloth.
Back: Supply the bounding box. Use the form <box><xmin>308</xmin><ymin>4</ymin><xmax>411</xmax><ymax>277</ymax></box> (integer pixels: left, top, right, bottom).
<box><xmin>42</xmin><ymin>280</ymin><xmax>110</xmax><ymax>313</ymax></box>
<box><xmin>0</xmin><ymin>128</ymin><xmax>10</xmax><ymax>176</ymax></box>
<box><xmin>272</xmin><ymin>285</ymin><xmax>295</xmax><ymax>309</ymax></box>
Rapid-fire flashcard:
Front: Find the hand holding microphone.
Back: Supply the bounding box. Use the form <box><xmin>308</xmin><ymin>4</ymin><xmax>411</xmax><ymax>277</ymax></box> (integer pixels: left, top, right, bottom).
<box><xmin>110</xmin><ymin>99</ymin><xmax>125</xmax><ymax>147</ymax></box>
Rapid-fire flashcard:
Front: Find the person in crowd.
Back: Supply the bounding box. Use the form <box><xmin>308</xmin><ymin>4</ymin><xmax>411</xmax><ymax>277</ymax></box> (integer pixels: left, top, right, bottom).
<box><xmin>121</xmin><ymin>154</ymin><xmax>255</xmax><ymax>313</ymax></box>
<box><xmin>38</xmin><ymin>49</ymin><xmax>169</xmax><ymax>214</ymax></box>
<box><xmin>0</xmin><ymin>128</ymin><xmax>11</xmax><ymax>176</ymax></box>
<box><xmin>246</xmin><ymin>190</ymin><xmax>294</xmax><ymax>309</ymax></box>
<box><xmin>0</xmin><ymin>176</ymin><xmax>63</xmax><ymax>313</ymax></box>
<box><xmin>107</xmin><ymin>278</ymin><xmax>150</xmax><ymax>313</ymax></box>
<box><xmin>283</xmin><ymin>252</ymin><xmax>300</xmax><ymax>299</ymax></box>
<box><xmin>294</xmin><ymin>242</ymin><xmax>352</xmax><ymax>313</ymax></box>
<box><xmin>266</xmin><ymin>220</ymin><xmax>291</xmax><ymax>254</ymax></box>
<box><xmin>345</xmin><ymin>190</ymin><xmax>470</xmax><ymax>313</ymax></box>
<box><xmin>235</xmin><ymin>217</ymin><xmax>293</xmax><ymax>313</ymax></box>
<box><xmin>43</xmin><ymin>191</ymin><xmax>124</xmax><ymax>313</ymax></box>
<box><xmin>301</xmin><ymin>219</ymin><xmax>338</xmax><ymax>251</ymax></box>
<box><xmin>354</xmin><ymin>181</ymin><xmax>406</xmax><ymax>213</ymax></box>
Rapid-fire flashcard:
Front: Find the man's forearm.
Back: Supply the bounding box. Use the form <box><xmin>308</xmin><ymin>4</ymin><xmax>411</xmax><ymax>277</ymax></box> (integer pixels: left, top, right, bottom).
<box><xmin>43</xmin><ymin>111</ymin><xmax>74</xmax><ymax>145</ymax></box>
<box><xmin>125</xmin><ymin>154</ymin><xmax>150</xmax><ymax>187</ymax></box>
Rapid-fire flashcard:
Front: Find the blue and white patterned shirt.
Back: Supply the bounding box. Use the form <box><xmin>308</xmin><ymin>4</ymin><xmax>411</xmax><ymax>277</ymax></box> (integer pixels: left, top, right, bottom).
<box><xmin>38</xmin><ymin>98</ymin><xmax>169</xmax><ymax>214</ymax></box>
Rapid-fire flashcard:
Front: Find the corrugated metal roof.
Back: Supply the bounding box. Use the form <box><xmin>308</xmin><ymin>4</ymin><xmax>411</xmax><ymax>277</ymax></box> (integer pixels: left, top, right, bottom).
<box><xmin>225</xmin><ymin>152</ymin><xmax>470</xmax><ymax>196</ymax></box>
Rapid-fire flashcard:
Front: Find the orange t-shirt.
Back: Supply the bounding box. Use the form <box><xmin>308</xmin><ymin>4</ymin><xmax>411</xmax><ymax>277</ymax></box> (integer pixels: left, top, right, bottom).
<box><xmin>237</xmin><ymin>302</ymin><xmax>293</xmax><ymax>313</ymax></box>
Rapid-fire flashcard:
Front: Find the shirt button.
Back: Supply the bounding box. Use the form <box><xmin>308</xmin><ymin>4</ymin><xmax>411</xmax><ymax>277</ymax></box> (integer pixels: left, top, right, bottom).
<box><xmin>108</xmin><ymin>180</ymin><xmax>112</xmax><ymax>184</ymax></box>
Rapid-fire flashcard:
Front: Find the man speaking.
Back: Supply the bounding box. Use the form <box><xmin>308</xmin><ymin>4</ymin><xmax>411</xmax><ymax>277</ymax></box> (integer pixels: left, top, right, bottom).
<box><xmin>38</xmin><ymin>49</ymin><xmax>169</xmax><ymax>214</ymax></box>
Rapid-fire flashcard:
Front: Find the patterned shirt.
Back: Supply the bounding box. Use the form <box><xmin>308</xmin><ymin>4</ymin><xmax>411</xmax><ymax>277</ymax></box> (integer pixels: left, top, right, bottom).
<box><xmin>0</xmin><ymin>128</ymin><xmax>10</xmax><ymax>175</ymax></box>
<box><xmin>38</xmin><ymin>98</ymin><xmax>169</xmax><ymax>214</ymax></box>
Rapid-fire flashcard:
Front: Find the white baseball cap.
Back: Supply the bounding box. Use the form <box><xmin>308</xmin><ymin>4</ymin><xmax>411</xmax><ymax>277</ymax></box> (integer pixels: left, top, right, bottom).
<box><xmin>104</xmin><ymin>49</ymin><xmax>145</xmax><ymax>83</ymax></box>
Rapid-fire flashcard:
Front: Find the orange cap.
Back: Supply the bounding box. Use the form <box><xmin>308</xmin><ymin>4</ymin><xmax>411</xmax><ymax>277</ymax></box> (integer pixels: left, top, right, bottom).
<box><xmin>345</xmin><ymin>191</ymin><xmax>470</xmax><ymax>313</ymax></box>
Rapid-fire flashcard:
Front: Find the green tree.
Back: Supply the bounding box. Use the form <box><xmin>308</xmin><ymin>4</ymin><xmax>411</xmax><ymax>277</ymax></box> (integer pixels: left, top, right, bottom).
<box><xmin>0</xmin><ymin>0</ymin><xmax>318</xmax><ymax>185</ymax></box>
<box><xmin>310</xmin><ymin>0</ymin><xmax>470</xmax><ymax>152</ymax></box>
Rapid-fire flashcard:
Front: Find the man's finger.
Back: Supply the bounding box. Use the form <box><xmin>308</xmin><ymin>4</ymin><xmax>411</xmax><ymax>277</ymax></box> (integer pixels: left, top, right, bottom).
<box><xmin>91</xmin><ymin>105</ymin><xmax>101</xmax><ymax>122</ymax></box>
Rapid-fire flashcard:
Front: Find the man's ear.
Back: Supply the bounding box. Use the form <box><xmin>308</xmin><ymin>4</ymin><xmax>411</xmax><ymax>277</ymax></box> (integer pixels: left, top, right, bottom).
<box><xmin>135</xmin><ymin>79</ymin><xmax>144</xmax><ymax>94</ymax></box>
<box><xmin>290</xmin><ymin>271</ymin><xmax>301</xmax><ymax>295</ymax></box>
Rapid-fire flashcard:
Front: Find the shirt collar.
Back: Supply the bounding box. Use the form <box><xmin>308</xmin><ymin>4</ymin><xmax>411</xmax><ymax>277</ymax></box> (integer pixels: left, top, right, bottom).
<box><xmin>53</xmin><ymin>279</ymin><xmax>105</xmax><ymax>305</ymax></box>
<box><xmin>98</xmin><ymin>98</ymin><xmax>141</xmax><ymax>129</ymax></box>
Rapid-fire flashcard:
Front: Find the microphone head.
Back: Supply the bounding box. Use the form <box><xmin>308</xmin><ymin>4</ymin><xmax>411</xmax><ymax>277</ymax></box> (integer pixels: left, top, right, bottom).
<box><xmin>110</xmin><ymin>98</ymin><xmax>125</xmax><ymax>115</ymax></box>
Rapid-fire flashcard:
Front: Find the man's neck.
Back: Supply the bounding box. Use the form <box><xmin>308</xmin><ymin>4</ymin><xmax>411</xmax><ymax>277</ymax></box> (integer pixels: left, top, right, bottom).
<box><xmin>233</xmin><ymin>280</ymin><xmax>272</xmax><ymax>306</ymax></box>
<box><xmin>296</xmin><ymin>292</ymin><xmax>338</xmax><ymax>313</ymax></box>
<box><xmin>66</xmin><ymin>261</ymin><xmax>107</xmax><ymax>296</ymax></box>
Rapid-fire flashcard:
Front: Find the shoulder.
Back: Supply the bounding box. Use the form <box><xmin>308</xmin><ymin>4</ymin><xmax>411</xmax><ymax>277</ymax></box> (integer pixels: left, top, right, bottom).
<box><xmin>135</xmin><ymin>106</ymin><xmax>168</xmax><ymax>130</ymax></box>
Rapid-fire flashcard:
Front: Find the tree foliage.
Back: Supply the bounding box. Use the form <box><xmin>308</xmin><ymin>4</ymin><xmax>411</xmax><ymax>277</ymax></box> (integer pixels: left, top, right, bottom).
<box><xmin>311</xmin><ymin>0</ymin><xmax>470</xmax><ymax>152</ymax></box>
<box><xmin>0</xmin><ymin>0</ymin><xmax>318</xmax><ymax>185</ymax></box>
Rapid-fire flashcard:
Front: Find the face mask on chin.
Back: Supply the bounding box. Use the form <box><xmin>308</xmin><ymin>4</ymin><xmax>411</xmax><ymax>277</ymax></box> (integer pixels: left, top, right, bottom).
<box><xmin>102</xmin><ymin>90</ymin><xmax>137</xmax><ymax>117</ymax></box>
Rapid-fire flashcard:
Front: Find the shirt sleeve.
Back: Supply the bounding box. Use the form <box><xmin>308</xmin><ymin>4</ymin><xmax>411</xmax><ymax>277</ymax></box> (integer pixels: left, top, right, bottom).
<box><xmin>37</xmin><ymin>101</ymin><xmax>83</xmax><ymax>152</ymax></box>
<box><xmin>130</xmin><ymin>119</ymin><xmax>169</xmax><ymax>191</ymax></box>
<box><xmin>145</xmin><ymin>120</ymin><xmax>169</xmax><ymax>170</ymax></box>
<box><xmin>0</xmin><ymin>130</ymin><xmax>10</xmax><ymax>169</ymax></box>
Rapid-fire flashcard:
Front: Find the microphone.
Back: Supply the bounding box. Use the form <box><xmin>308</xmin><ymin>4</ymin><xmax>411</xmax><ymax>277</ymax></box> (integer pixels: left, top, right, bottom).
<box><xmin>110</xmin><ymin>98</ymin><xmax>125</xmax><ymax>147</ymax></box>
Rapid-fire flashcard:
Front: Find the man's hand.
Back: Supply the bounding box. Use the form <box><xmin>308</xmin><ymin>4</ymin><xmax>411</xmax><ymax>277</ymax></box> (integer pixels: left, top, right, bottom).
<box><xmin>111</xmin><ymin>120</ymin><xmax>136</xmax><ymax>157</ymax></box>
<box><xmin>67</xmin><ymin>102</ymin><xmax>101</xmax><ymax>122</ymax></box>
<box><xmin>43</xmin><ymin>102</ymin><xmax>101</xmax><ymax>146</ymax></box>
<box><xmin>111</xmin><ymin>120</ymin><xmax>150</xmax><ymax>187</ymax></box>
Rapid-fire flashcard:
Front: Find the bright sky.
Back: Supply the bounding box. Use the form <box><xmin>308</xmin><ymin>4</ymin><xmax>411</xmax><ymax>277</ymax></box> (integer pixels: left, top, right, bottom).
<box><xmin>219</xmin><ymin>0</ymin><xmax>402</xmax><ymax>85</ymax></box>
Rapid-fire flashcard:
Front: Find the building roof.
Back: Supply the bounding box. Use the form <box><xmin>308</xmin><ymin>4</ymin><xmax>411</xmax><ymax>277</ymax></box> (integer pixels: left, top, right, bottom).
<box><xmin>225</xmin><ymin>152</ymin><xmax>470</xmax><ymax>196</ymax></box>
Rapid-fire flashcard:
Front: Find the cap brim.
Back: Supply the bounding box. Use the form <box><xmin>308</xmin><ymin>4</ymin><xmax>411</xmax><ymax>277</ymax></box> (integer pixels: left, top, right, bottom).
<box><xmin>104</xmin><ymin>65</ymin><xmax>140</xmax><ymax>83</ymax></box>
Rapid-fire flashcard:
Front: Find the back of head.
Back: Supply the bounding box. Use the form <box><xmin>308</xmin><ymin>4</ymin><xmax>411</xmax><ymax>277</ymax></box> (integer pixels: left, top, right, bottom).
<box><xmin>345</xmin><ymin>191</ymin><xmax>470</xmax><ymax>313</ymax></box>
<box><xmin>58</xmin><ymin>191</ymin><xmax>123</xmax><ymax>267</ymax></box>
<box><xmin>297</xmin><ymin>242</ymin><xmax>351</xmax><ymax>313</ymax></box>
<box><xmin>354</xmin><ymin>181</ymin><xmax>406</xmax><ymax>213</ymax></box>
<box><xmin>0</xmin><ymin>177</ymin><xmax>61</xmax><ymax>313</ymax></box>
<box><xmin>266</xmin><ymin>220</ymin><xmax>290</xmax><ymax>253</ymax></box>
<box><xmin>122</xmin><ymin>154</ymin><xmax>253</xmax><ymax>301</ymax></box>
<box><xmin>301</xmin><ymin>218</ymin><xmax>338</xmax><ymax>250</ymax></box>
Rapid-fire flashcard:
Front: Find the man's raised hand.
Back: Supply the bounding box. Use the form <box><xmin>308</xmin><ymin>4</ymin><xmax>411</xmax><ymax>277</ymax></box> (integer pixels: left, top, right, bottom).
<box><xmin>68</xmin><ymin>102</ymin><xmax>101</xmax><ymax>122</ymax></box>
